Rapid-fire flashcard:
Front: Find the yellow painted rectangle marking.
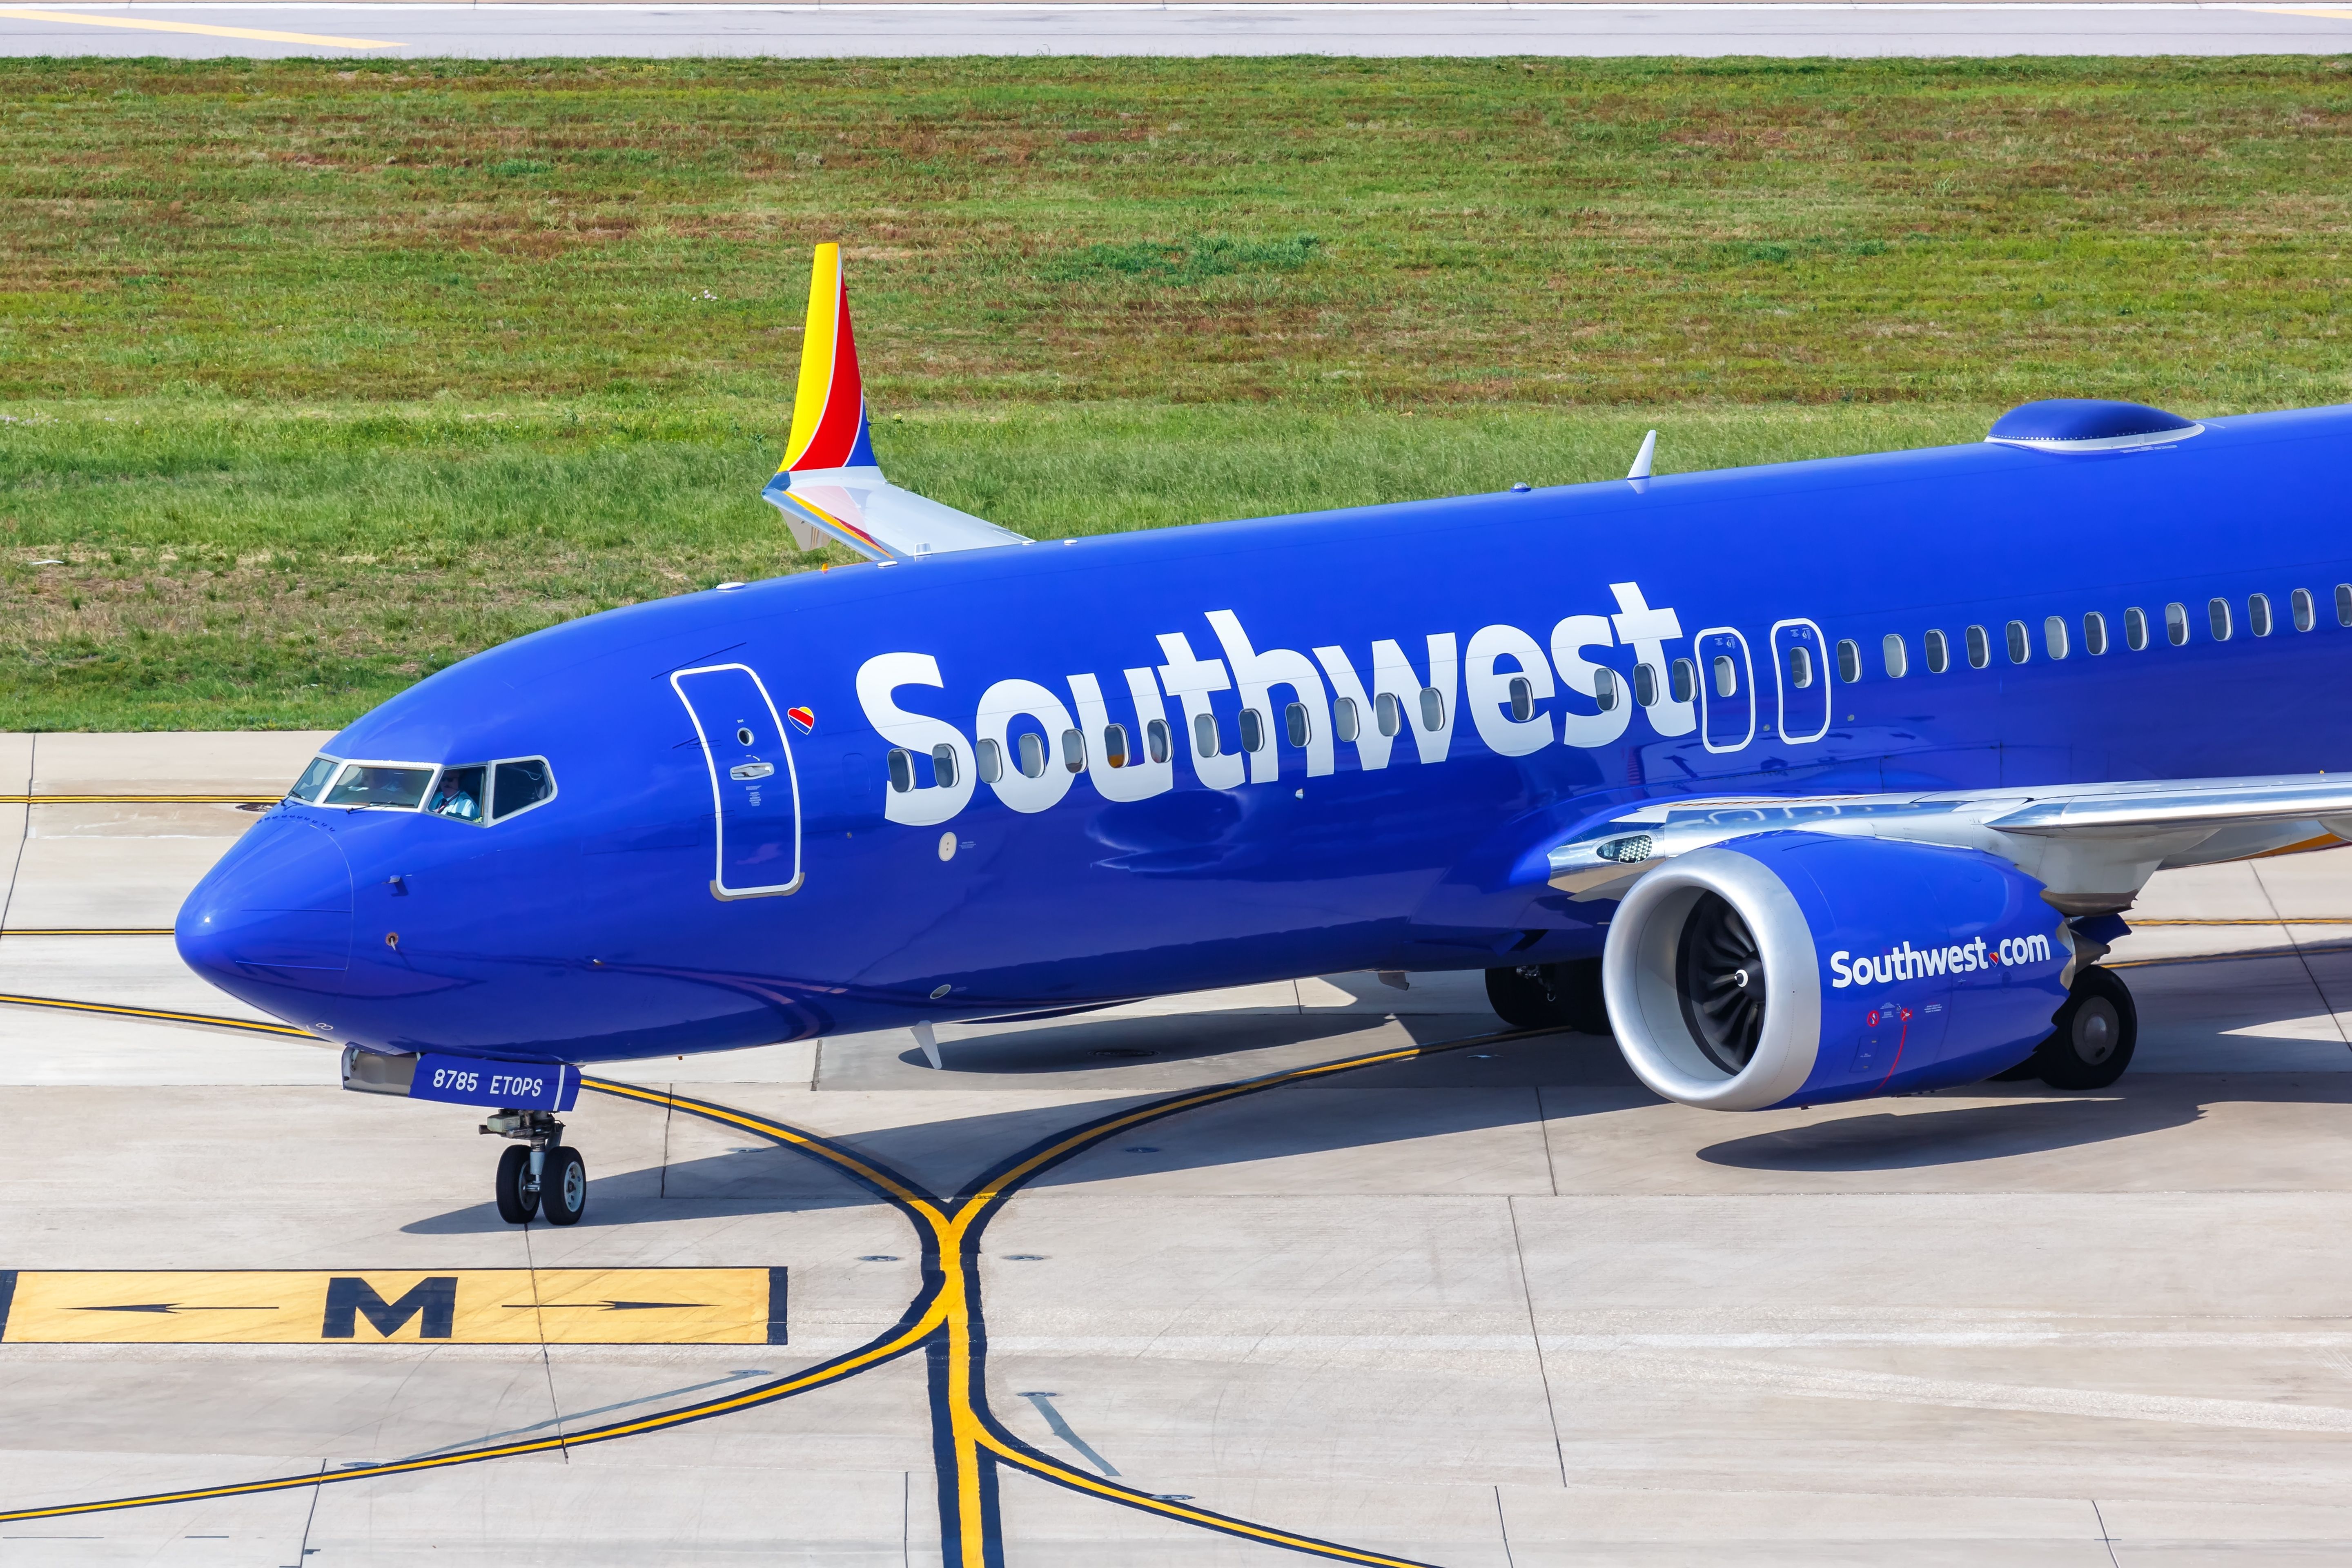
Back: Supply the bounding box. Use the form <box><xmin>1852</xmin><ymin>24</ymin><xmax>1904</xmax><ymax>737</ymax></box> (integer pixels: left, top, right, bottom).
<box><xmin>0</xmin><ymin>9</ymin><xmax>399</xmax><ymax>47</ymax></box>
<box><xmin>2260</xmin><ymin>6</ymin><xmax>2352</xmax><ymax>16</ymax></box>
<box><xmin>0</xmin><ymin>1268</ymin><xmax>783</xmax><ymax>1346</ymax></box>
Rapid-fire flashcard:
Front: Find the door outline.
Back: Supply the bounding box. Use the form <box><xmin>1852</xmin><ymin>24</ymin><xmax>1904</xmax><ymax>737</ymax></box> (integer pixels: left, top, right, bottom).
<box><xmin>1769</xmin><ymin>617</ymin><xmax>1832</xmax><ymax>744</ymax></box>
<box><xmin>670</xmin><ymin>662</ymin><xmax>804</xmax><ymax>899</ymax></box>
<box><xmin>1693</xmin><ymin>626</ymin><xmax>1755</xmax><ymax>755</ymax></box>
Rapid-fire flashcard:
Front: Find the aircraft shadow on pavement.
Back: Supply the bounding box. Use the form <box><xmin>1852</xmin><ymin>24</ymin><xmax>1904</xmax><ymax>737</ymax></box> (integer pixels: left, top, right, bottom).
<box><xmin>400</xmin><ymin>956</ymin><xmax>2352</xmax><ymax>1231</ymax></box>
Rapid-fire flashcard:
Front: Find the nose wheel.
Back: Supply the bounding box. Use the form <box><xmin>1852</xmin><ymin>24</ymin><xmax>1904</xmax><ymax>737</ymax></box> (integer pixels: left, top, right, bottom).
<box><xmin>483</xmin><ymin>1110</ymin><xmax>588</xmax><ymax>1226</ymax></box>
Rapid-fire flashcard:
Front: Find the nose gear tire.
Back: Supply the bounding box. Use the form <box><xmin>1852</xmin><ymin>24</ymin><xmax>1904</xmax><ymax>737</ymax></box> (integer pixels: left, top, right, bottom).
<box><xmin>541</xmin><ymin>1146</ymin><xmax>588</xmax><ymax>1226</ymax></box>
<box><xmin>494</xmin><ymin>1144</ymin><xmax>538</xmax><ymax>1224</ymax></box>
<box><xmin>2031</xmin><ymin>965</ymin><xmax>2138</xmax><ymax>1091</ymax></box>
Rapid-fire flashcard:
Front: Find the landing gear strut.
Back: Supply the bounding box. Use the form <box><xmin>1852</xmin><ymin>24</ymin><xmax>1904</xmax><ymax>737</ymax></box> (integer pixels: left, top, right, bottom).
<box><xmin>1992</xmin><ymin>964</ymin><xmax>2138</xmax><ymax>1090</ymax></box>
<box><xmin>483</xmin><ymin>1109</ymin><xmax>587</xmax><ymax>1226</ymax></box>
<box><xmin>1484</xmin><ymin>959</ymin><xmax>1612</xmax><ymax>1035</ymax></box>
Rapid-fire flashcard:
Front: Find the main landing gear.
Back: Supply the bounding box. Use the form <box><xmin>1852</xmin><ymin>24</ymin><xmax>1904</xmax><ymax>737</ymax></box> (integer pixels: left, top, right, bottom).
<box><xmin>1485</xmin><ymin>959</ymin><xmax>1613</xmax><ymax>1035</ymax></box>
<box><xmin>1993</xmin><ymin>964</ymin><xmax>2139</xmax><ymax>1091</ymax></box>
<box><xmin>482</xmin><ymin>1109</ymin><xmax>587</xmax><ymax>1226</ymax></box>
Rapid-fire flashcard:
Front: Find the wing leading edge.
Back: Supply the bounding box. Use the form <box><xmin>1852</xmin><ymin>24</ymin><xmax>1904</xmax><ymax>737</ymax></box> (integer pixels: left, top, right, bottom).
<box><xmin>762</xmin><ymin>244</ymin><xmax>1027</xmax><ymax>563</ymax></box>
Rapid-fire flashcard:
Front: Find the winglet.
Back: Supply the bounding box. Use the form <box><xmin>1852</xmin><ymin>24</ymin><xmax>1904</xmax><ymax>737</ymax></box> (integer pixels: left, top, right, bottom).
<box><xmin>780</xmin><ymin>242</ymin><xmax>877</xmax><ymax>473</ymax></box>
<box><xmin>763</xmin><ymin>246</ymin><xmax>1028</xmax><ymax>562</ymax></box>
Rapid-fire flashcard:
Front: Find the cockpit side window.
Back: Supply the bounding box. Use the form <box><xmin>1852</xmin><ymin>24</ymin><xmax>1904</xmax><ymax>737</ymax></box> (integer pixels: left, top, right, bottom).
<box><xmin>288</xmin><ymin>756</ymin><xmax>341</xmax><ymax>803</ymax></box>
<box><xmin>430</xmin><ymin>766</ymin><xmax>487</xmax><ymax>822</ymax></box>
<box><xmin>323</xmin><ymin>764</ymin><xmax>436</xmax><ymax>810</ymax></box>
<box><xmin>491</xmin><ymin>758</ymin><xmax>556</xmax><ymax>822</ymax></box>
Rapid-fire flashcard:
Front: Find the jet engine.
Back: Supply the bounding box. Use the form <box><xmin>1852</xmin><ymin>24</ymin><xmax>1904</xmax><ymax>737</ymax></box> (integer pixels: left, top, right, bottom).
<box><xmin>1601</xmin><ymin>831</ymin><xmax>2072</xmax><ymax>1110</ymax></box>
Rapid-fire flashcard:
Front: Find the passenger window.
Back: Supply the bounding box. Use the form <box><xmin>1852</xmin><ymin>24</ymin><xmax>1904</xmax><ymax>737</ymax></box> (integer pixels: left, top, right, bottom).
<box><xmin>2043</xmin><ymin>615</ymin><xmax>2068</xmax><ymax>660</ymax></box>
<box><xmin>2124</xmin><ymin>607</ymin><xmax>2148</xmax><ymax>650</ymax></box>
<box><xmin>1284</xmin><ymin>702</ymin><xmax>1311</xmax><ymax>747</ymax></box>
<box><xmin>1102</xmin><ymin>724</ymin><xmax>1129</xmax><ymax>769</ymax></box>
<box><xmin>1629</xmin><ymin>665</ymin><xmax>1657</xmax><ymax>708</ymax></box>
<box><xmin>1595</xmin><ymin>668</ymin><xmax>1621</xmax><ymax>712</ymax></box>
<box><xmin>886</xmin><ymin>750</ymin><xmax>914</xmax><ymax>794</ymax></box>
<box><xmin>1061</xmin><ymin>728</ymin><xmax>1086</xmax><ymax>773</ymax></box>
<box><xmin>1786</xmin><ymin>646</ymin><xmax>1814</xmax><ymax>689</ymax></box>
<box><xmin>1835</xmin><ymin>640</ymin><xmax>1860</xmax><ymax>684</ymax></box>
<box><xmin>2005</xmin><ymin>620</ymin><xmax>2030</xmax><ymax>664</ymax></box>
<box><xmin>1419</xmin><ymin>687</ymin><xmax>1446</xmax><ymax>731</ymax></box>
<box><xmin>1192</xmin><ymin>713</ymin><xmax>1221</xmax><ymax>759</ymax></box>
<box><xmin>491</xmin><ymin>759</ymin><xmax>555</xmax><ymax>820</ymax></box>
<box><xmin>289</xmin><ymin>756</ymin><xmax>341</xmax><ymax>804</ymax></box>
<box><xmin>1374</xmin><ymin>692</ymin><xmax>1402</xmax><ymax>737</ymax></box>
<box><xmin>1965</xmin><ymin>626</ymin><xmax>1990</xmax><ymax>668</ymax></box>
<box><xmin>931</xmin><ymin>744</ymin><xmax>958</xmax><ymax>789</ymax></box>
<box><xmin>1924</xmin><ymin>629</ymin><xmax>1949</xmax><ymax>674</ymax></box>
<box><xmin>2166</xmin><ymin>602</ymin><xmax>2189</xmax><ymax>645</ymax></box>
<box><xmin>1238</xmin><ymin>708</ymin><xmax>1267</xmax><ymax>753</ymax></box>
<box><xmin>2249</xmin><ymin>593</ymin><xmax>2273</xmax><ymax>637</ymax></box>
<box><xmin>327</xmin><ymin>764</ymin><xmax>436</xmax><ymax>810</ymax></box>
<box><xmin>2337</xmin><ymin>584</ymin><xmax>2352</xmax><ymax>627</ymax></box>
<box><xmin>429</xmin><ymin>766</ymin><xmax>486</xmax><ymax>822</ymax></box>
<box><xmin>2082</xmin><ymin>612</ymin><xmax>2107</xmax><ymax>656</ymax></box>
<box><xmin>1509</xmin><ymin>675</ymin><xmax>1537</xmax><ymax>721</ymax></box>
<box><xmin>1146</xmin><ymin>719</ymin><xmax>1171</xmax><ymax>765</ymax></box>
<box><xmin>1881</xmin><ymin>633</ymin><xmax>1907</xmax><ymax>679</ymax></box>
<box><xmin>2293</xmin><ymin>588</ymin><xmax>2316</xmax><ymax>632</ymax></box>
<box><xmin>1333</xmin><ymin>698</ymin><xmax>1359</xmax><ymax>743</ymax></box>
<box><xmin>1711</xmin><ymin>655</ymin><xmax>1737</xmax><ymax>698</ymax></box>
<box><xmin>1018</xmin><ymin>731</ymin><xmax>1048</xmax><ymax>778</ymax></box>
<box><xmin>1670</xmin><ymin>658</ymin><xmax>1697</xmax><ymax>703</ymax></box>
<box><xmin>976</xmin><ymin>737</ymin><xmax>1004</xmax><ymax>784</ymax></box>
<box><xmin>2207</xmin><ymin>597</ymin><xmax>2232</xmax><ymax>641</ymax></box>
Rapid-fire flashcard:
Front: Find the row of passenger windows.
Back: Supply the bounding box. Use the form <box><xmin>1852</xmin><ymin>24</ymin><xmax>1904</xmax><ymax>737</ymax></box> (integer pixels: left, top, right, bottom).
<box><xmin>1861</xmin><ymin>584</ymin><xmax>2352</xmax><ymax>681</ymax></box>
<box><xmin>884</xmin><ymin>688</ymin><xmax>1452</xmax><ymax>793</ymax></box>
<box><xmin>288</xmin><ymin>754</ymin><xmax>557</xmax><ymax>824</ymax></box>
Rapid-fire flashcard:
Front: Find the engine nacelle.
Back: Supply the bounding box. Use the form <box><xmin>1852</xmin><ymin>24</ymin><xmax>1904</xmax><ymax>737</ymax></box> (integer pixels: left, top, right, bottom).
<box><xmin>1601</xmin><ymin>831</ymin><xmax>2071</xmax><ymax>1110</ymax></box>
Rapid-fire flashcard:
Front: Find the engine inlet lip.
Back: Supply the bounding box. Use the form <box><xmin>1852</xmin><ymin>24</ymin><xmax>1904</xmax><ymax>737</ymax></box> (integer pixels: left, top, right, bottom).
<box><xmin>1601</xmin><ymin>844</ymin><xmax>1824</xmax><ymax>1111</ymax></box>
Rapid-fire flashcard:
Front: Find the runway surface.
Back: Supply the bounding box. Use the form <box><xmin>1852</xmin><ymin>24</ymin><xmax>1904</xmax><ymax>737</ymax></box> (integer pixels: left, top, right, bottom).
<box><xmin>0</xmin><ymin>2</ymin><xmax>2348</xmax><ymax>57</ymax></box>
<box><xmin>8</xmin><ymin>731</ymin><xmax>2352</xmax><ymax>1563</ymax></box>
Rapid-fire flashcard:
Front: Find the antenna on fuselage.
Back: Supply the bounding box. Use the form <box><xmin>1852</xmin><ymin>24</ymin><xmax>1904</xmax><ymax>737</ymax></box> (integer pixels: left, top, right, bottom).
<box><xmin>1627</xmin><ymin>430</ymin><xmax>1658</xmax><ymax>481</ymax></box>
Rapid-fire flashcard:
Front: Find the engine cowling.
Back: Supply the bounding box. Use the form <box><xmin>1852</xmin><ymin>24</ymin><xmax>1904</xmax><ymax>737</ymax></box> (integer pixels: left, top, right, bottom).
<box><xmin>1600</xmin><ymin>831</ymin><xmax>2072</xmax><ymax>1110</ymax></box>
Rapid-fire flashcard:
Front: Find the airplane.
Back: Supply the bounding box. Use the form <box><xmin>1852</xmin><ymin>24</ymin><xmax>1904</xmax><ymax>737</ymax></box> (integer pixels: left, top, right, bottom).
<box><xmin>176</xmin><ymin>241</ymin><xmax>2352</xmax><ymax>1226</ymax></box>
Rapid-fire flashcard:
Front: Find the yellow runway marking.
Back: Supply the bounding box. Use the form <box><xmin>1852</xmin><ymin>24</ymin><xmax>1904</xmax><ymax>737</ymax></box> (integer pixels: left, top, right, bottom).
<box><xmin>2260</xmin><ymin>7</ymin><xmax>2352</xmax><ymax>17</ymax></box>
<box><xmin>0</xmin><ymin>793</ymin><xmax>278</xmax><ymax>805</ymax></box>
<box><xmin>2</xmin><ymin>928</ymin><xmax>174</xmax><ymax>937</ymax></box>
<box><xmin>0</xmin><ymin>992</ymin><xmax>316</xmax><ymax>1038</ymax></box>
<box><xmin>2</xmin><ymin>1268</ymin><xmax>784</xmax><ymax>1346</ymax></box>
<box><xmin>0</xmin><ymin>8</ymin><xmax>399</xmax><ymax>46</ymax></box>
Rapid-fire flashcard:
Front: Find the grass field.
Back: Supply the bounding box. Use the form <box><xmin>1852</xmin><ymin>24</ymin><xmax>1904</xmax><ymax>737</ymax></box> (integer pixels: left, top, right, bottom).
<box><xmin>3</xmin><ymin>57</ymin><xmax>2348</xmax><ymax>730</ymax></box>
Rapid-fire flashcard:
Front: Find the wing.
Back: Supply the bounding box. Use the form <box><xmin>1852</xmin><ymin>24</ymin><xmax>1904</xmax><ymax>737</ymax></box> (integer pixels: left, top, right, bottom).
<box><xmin>762</xmin><ymin>243</ymin><xmax>1029</xmax><ymax>563</ymax></box>
<box><xmin>1545</xmin><ymin>774</ymin><xmax>2352</xmax><ymax>916</ymax></box>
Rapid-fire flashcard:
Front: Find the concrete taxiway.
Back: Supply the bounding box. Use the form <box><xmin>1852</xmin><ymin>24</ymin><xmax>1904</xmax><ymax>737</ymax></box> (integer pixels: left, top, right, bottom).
<box><xmin>7</xmin><ymin>730</ymin><xmax>2352</xmax><ymax>1564</ymax></box>
<box><xmin>0</xmin><ymin>2</ymin><xmax>2347</xmax><ymax>58</ymax></box>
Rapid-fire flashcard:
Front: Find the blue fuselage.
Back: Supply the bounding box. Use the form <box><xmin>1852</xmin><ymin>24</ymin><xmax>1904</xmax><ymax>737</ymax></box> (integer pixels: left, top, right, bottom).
<box><xmin>178</xmin><ymin>405</ymin><xmax>2352</xmax><ymax>1063</ymax></box>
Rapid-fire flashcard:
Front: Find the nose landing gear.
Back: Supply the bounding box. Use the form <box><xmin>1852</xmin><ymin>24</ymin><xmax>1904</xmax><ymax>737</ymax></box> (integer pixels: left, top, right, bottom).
<box><xmin>483</xmin><ymin>1109</ymin><xmax>587</xmax><ymax>1226</ymax></box>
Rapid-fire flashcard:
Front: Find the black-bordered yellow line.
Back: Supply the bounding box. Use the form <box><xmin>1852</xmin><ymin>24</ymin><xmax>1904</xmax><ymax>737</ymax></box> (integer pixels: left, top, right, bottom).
<box><xmin>0</xmin><ymin>794</ymin><xmax>277</xmax><ymax>806</ymax></box>
<box><xmin>0</xmin><ymin>993</ymin><xmax>317</xmax><ymax>1039</ymax></box>
<box><xmin>0</xmin><ymin>1081</ymin><xmax>948</xmax><ymax>1526</ymax></box>
<box><xmin>2</xmin><ymin>928</ymin><xmax>174</xmax><ymax>937</ymax></box>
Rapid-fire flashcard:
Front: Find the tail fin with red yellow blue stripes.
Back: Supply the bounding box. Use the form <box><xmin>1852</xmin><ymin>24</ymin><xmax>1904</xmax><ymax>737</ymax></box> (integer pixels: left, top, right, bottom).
<box><xmin>762</xmin><ymin>244</ymin><xmax>1025</xmax><ymax>562</ymax></box>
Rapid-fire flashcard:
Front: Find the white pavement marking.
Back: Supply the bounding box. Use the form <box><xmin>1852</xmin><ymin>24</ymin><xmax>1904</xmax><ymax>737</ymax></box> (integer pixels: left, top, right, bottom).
<box><xmin>0</xmin><ymin>5</ymin><xmax>397</xmax><ymax>42</ymax></box>
<box><xmin>0</xmin><ymin>2</ymin><xmax>2345</xmax><ymax>57</ymax></box>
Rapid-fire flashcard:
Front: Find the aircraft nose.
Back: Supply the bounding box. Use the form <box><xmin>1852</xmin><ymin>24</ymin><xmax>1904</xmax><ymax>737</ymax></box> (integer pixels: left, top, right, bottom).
<box><xmin>176</xmin><ymin>816</ymin><xmax>355</xmax><ymax>980</ymax></box>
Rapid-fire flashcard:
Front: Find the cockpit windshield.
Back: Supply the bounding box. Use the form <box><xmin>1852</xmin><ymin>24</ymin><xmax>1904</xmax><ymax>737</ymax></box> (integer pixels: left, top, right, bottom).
<box><xmin>288</xmin><ymin>755</ymin><xmax>340</xmax><ymax>803</ymax></box>
<box><xmin>323</xmin><ymin>764</ymin><xmax>437</xmax><ymax>810</ymax></box>
<box><xmin>284</xmin><ymin>755</ymin><xmax>555</xmax><ymax>824</ymax></box>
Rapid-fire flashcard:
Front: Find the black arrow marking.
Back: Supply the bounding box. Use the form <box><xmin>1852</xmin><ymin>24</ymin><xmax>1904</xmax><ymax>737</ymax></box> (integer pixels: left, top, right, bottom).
<box><xmin>73</xmin><ymin>1304</ymin><xmax>279</xmax><ymax>1314</ymax></box>
<box><xmin>500</xmin><ymin>1300</ymin><xmax>710</xmax><ymax>1312</ymax></box>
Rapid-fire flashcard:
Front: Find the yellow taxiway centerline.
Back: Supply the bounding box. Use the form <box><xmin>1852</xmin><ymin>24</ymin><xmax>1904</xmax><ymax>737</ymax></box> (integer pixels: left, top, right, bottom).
<box><xmin>0</xmin><ymin>8</ymin><xmax>398</xmax><ymax>46</ymax></box>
